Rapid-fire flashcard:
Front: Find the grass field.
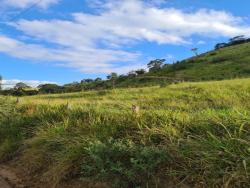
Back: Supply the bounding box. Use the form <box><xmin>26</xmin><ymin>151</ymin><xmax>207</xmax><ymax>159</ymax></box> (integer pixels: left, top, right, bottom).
<box><xmin>104</xmin><ymin>42</ymin><xmax>250</xmax><ymax>89</ymax></box>
<box><xmin>153</xmin><ymin>42</ymin><xmax>250</xmax><ymax>80</ymax></box>
<box><xmin>1</xmin><ymin>78</ymin><xmax>250</xmax><ymax>187</ymax></box>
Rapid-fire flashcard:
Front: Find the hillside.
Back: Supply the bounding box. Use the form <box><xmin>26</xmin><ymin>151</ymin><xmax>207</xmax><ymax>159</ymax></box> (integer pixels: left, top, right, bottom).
<box><xmin>0</xmin><ymin>78</ymin><xmax>250</xmax><ymax>187</ymax></box>
<box><xmin>2</xmin><ymin>42</ymin><xmax>250</xmax><ymax>96</ymax></box>
<box><xmin>155</xmin><ymin>42</ymin><xmax>250</xmax><ymax>80</ymax></box>
<box><xmin>113</xmin><ymin>42</ymin><xmax>250</xmax><ymax>88</ymax></box>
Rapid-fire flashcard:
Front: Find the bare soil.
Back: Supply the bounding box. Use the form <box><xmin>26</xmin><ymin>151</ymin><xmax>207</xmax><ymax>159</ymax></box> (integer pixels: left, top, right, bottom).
<box><xmin>0</xmin><ymin>176</ymin><xmax>12</xmax><ymax>188</ymax></box>
<box><xmin>0</xmin><ymin>163</ymin><xmax>186</xmax><ymax>188</ymax></box>
<box><xmin>0</xmin><ymin>163</ymin><xmax>107</xmax><ymax>188</ymax></box>
<box><xmin>0</xmin><ymin>165</ymin><xmax>25</xmax><ymax>188</ymax></box>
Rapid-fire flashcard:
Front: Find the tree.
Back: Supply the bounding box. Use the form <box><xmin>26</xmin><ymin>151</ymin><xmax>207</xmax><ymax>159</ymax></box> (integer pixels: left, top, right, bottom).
<box><xmin>229</xmin><ymin>35</ymin><xmax>247</xmax><ymax>46</ymax></box>
<box><xmin>107</xmin><ymin>72</ymin><xmax>118</xmax><ymax>80</ymax></box>
<box><xmin>107</xmin><ymin>72</ymin><xmax>118</xmax><ymax>89</ymax></box>
<box><xmin>127</xmin><ymin>71</ymin><xmax>137</xmax><ymax>77</ymax></box>
<box><xmin>81</xmin><ymin>79</ymin><xmax>94</xmax><ymax>84</ymax></box>
<box><xmin>147</xmin><ymin>59</ymin><xmax>165</xmax><ymax>72</ymax></box>
<box><xmin>95</xmin><ymin>77</ymin><xmax>102</xmax><ymax>82</ymax></box>
<box><xmin>38</xmin><ymin>84</ymin><xmax>62</xmax><ymax>94</ymax></box>
<box><xmin>135</xmin><ymin>69</ymin><xmax>146</xmax><ymax>75</ymax></box>
<box><xmin>191</xmin><ymin>48</ymin><xmax>199</xmax><ymax>56</ymax></box>
<box><xmin>229</xmin><ymin>35</ymin><xmax>246</xmax><ymax>43</ymax></box>
<box><xmin>0</xmin><ymin>75</ymin><xmax>2</xmax><ymax>91</ymax></box>
<box><xmin>14</xmin><ymin>82</ymin><xmax>30</xmax><ymax>90</ymax></box>
<box><xmin>215</xmin><ymin>43</ymin><xmax>227</xmax><ymax>49</ymax></box>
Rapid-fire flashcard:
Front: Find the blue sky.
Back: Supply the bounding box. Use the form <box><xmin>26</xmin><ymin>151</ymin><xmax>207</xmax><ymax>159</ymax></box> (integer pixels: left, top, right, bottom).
<box><xmin>1</xmin><ymin>0</ymin><xmax>250</xmax><ymax>87</ymax></box>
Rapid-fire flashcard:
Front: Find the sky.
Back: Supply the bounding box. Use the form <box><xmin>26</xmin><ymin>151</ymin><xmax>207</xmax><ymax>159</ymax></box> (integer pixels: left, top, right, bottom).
<box><xmin>1</xmin><ymin>0</ymin><xmax>250</xmax><ymax>88</ymax></box>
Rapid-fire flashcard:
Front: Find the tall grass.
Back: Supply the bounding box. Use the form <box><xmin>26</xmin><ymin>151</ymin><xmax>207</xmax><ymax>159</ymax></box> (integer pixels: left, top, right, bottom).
<box><xmin>0</xmin><ymin>78</ymin><xmax>250</xmax><ymax>187</ymax></box>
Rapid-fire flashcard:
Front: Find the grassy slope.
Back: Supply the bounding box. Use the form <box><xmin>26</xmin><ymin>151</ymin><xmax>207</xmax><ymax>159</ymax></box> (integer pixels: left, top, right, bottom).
<box><xmin>113</xmin><ymin>42</ymin><xmax>250</xmax><ymax>88</ymax></box>
<box><xmin>1</xmin><ymin>78</ymin><xmax>250</xmax><ymax>187</ymax></box>
<box><xmin>170</xmin><ymin>42</ymin><xmax>250</xmax><ymax>80</ymax></box>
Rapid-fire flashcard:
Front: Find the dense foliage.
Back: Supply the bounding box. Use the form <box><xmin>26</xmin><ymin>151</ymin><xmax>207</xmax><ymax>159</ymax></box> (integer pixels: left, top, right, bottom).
<box><xmin>215</xmin><ymin>35</ymin><xmax>250</xmax><ymax>49</ymax></box>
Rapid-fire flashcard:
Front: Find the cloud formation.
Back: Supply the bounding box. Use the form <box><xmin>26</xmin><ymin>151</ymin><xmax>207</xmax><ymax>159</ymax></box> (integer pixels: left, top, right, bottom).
<box><xmin>0</xmin><ymin>34</ymin><xmax>141</xmax><ymax>74</ymax></box>
<box><xmin>2</xmin><ymin>79</ymin><xmax>56</xmax><ymax>89</ymax></box>
<box><xmin>2</xmin><ymin>0</ymin><xmax>59</xmax><ymax>9</ymax></box>
<box><xmin>1</xmin><ymin>0</ymin><xmax>250</xmax><ymax>73</ymax></box>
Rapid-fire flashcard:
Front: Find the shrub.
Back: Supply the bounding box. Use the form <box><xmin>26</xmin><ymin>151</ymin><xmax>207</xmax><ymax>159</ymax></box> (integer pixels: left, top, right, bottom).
<box><xmin>82</xmin><ymin>139</ymin><xmax>169</xmax><ymax>187</ymax></box>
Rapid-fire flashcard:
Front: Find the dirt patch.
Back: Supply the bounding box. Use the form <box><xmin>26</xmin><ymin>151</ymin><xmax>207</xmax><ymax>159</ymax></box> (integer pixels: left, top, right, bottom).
<box><xmin>0</xmin><ymin>165</ymin><xmax>25</xmax><ymax>188</ymax></box>
<box><xmin>0</xmin><ymin>164</ymin><xmax>184</xmax><ymax>188</ymax></box>
<box><xmin>0</xmin><ymin>163</ymin><xmax>107</xmax><ymax>188</ymax></box>
<box><xmin>0</xmin><ymin>176</ymin><xmax>12</xmax><ymax>188</ymax></box>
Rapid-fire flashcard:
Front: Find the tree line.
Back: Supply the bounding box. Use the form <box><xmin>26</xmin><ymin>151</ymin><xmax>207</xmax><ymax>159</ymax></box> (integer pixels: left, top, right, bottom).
<box><xmin>215</xmin><ymin>35</ymin><xmax>250</xmax><ymax>49</ymax></box>
<box><xmin>1</xmin><ymin>36</ymin><xmax>248</xmax><ymax>96</ymax></box>
<box><xmin>0</xmin><ymin>59</ymin><xmax>170</xmax><ymax>96</ymax></box>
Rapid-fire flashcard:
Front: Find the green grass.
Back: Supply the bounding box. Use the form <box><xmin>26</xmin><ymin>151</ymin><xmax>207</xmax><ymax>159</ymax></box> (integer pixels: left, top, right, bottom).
<box><xmin>0</xmin><ymin>78</ymin><xmax>250</xmax><ymax>187</ymax></box>
<box><xmin>174</xmin><ymin>42</ymin><xmax>250</xmax><ymax>80</ymax></box>
<box><xmin>113</xmin><ymin>42</ymin><xmax>250</xmax><ymax>88</ymax></box>
<box><xmin>158</xmin><ymin>42</ymin><xmax>250</xmax><ymax>80</ymax></box>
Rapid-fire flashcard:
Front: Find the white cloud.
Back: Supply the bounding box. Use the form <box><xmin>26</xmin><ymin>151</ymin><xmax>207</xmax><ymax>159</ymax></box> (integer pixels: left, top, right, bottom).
<box><xmin>72</xmin><ymin>0</ymin><xmax>250</xmax><ymax>43</ymax></box>
<box><xmin>197</xmin><ymin>40</ymin><xmax>206</xmax><ymax>45</ymax></box>
<box><xmin>12</xmin><ymin>1</ymin><xmax>250</xmax><ymax>46</ymax></box>
<box><xmin>0</xmin><ymin>34</ymin><xmax>141</xmax><ymax>73</ymax></box>
<box><xmin>2</xmin><ymin>79</ymin><xmax>56</xmax><ymax>89</ymax></box>
<box><xmin>165</xmin><ymin>54</ymin><xmax>174</xmax><ymax>59</ymax></box>
<box><xmin>1</xmin><ymin>0</ymin><xmax>59</xmax><ymax>9</ymax></box>
<box><xmin>1</xmin><ymin>0</ymin><xmax>250</xmax><ymax>74</ymax></box>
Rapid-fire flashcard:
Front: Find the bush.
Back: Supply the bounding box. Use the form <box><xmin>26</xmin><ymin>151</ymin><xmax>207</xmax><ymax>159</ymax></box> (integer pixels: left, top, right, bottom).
<box><xmin>211</xmin><ymin>56</ymin><xmax>228</xmax><ymax>63</ymax></box>
<box><xmin>82</xmin><ymin>139</ymin><xmax>169</xmax><ymax>187</ymax></box>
